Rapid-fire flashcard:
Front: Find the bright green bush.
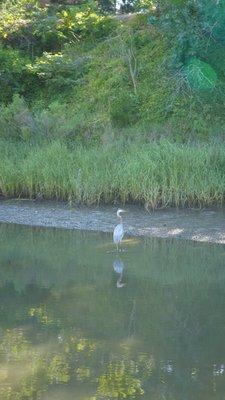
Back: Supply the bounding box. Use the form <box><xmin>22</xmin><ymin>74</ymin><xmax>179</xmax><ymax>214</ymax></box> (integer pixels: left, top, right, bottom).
<box><xmin>184</xmin><ymin>58</ymin><xmax>217</xmax><ymax>91</ymax></box>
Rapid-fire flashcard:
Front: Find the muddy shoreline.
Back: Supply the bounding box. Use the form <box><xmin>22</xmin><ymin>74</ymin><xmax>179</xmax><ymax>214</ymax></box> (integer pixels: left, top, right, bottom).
<box><xmin>0</xmin><ymin>199</ymin><xmax>225</xmax><ymax>244</ymax></box>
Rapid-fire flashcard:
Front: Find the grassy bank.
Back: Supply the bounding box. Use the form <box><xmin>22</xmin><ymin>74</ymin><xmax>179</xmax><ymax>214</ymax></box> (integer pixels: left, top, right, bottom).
<box><xmin>1</xmin><ymin>140</ymin><xmax>225</xmax><ymax>209</ymax></box>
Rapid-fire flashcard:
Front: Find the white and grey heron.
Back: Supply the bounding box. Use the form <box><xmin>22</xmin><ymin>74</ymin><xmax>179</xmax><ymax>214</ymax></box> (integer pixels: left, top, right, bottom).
<box><xmin>113</xmin><ymin>209</ymin><xmax>126</xmax><ymax>252</ymax></box>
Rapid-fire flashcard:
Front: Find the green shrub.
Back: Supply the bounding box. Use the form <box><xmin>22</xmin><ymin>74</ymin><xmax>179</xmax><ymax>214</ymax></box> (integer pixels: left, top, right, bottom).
<box><xmin>0</xmin><ymin>95</ymin><xmax>35</xmax><ymax>141</ymax></box>
<box><xmin>0</xmin><ymin>45</ymin><xmax>33</xmax><ymax>103</ymax></box>
<box><xmin>29</xmin><ymin>50</ymin><xmax>90</xmax><ymax>93</ymax></box>
<box><xmin>184</xmin><ymin>57</ymin><xmax>217</xmax><ymax>91</ymax></box>
<box><xmin>57</xmin><ymin>8</ymin><xmax>120</xmax><ymax>43</ymax></box>
<box><xmin>0</xmin><ymin>0</ymin><xmax>120</xmax><ymax>55</ymax></box>
<box><xmin>0</xmin><ymin>96</ymin><xmax>97</xmax><ymax>142</ymax></box>
<box><xmin>0</xmin><ymin>0</ymin><xmax>41</xmax><ymax>52</ymax></box>
<box><xmin>33</xmin><ymin>101</ymin><xmax>86</xmax><ymax>140</ymax></box>
<box><xmin>110</xmin><ymin>91</ymin><xmax>140</xmax><ymax>127</ymax></box>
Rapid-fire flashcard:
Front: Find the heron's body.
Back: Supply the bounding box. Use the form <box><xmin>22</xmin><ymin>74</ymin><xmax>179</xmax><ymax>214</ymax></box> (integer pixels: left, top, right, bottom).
<box><xmin>113</xmin><ymin>223</ymin><xmax>124</xmax><ymax>245</ymax></box>
<box><xmin>113</xmin><ymin>209</ymin><xmax>126</xmax><ymax>251</ymax></box>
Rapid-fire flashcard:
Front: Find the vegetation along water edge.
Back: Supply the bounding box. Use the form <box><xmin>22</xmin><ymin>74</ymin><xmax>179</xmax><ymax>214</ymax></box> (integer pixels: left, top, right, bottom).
<box><xmin>1</xmin><ymin>140</ymin><xmax>225</xmax><ymax>209</ymax></box>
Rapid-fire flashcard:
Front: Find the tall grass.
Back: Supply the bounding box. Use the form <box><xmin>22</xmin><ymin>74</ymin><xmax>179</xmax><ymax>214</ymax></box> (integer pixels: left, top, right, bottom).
<box><xmin>0</xmin><ymin>140</ymin><xmax>225</xmax><ymax>208</ymax></box>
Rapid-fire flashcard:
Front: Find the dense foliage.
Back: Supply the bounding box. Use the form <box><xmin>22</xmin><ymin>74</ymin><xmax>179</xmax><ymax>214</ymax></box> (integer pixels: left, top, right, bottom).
<box><xmin>0</xmin><ymin>0</ymin><xmax>225</xmax><ymax>206</ymax></box>
<box><xmin>0</xmin><ymin>0</ymin><xmax>225</xmax><ymax>141</ymax></box>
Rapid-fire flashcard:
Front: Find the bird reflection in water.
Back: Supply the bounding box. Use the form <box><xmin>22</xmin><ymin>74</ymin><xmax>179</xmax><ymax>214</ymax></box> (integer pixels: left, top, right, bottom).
<box><xmin>113</xmin><ymin>257</ymin><xmax>125</xmax><ymax>288</ymax></box>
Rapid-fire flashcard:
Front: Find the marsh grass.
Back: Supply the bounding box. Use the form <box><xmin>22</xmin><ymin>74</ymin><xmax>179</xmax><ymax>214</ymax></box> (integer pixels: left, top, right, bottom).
<box><xmin>0</xmin><ymin>140</ymin><xmax>225</xmax><ymax>208</ymax></box>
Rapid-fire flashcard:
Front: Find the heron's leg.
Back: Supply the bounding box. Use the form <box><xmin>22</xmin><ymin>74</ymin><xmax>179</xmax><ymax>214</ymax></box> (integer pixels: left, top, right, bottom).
<box><xmin>116</xmin><ymin>243</ymin><xmax>119</xmax><ymax>252</ymax></box>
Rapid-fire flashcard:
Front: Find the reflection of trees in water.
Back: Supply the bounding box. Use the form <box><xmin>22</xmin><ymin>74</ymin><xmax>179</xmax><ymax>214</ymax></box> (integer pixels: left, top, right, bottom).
<box><xmin>97</xmin><ymin>360</ymin><xmax>144</xmax><ymax>398</ymax></box>
<box><xmin>0</xmin><ymin>224</ymin><xmax>225</xmax><ymax>398</ymax></box>
<box><xmin>1</xmin><ymin>280</ymin><xmax>225</xmax><ymax>400</ymax></box>
<box><xmin>0</xmin><ymin>326</ymin><xmax>154</xmax><ymax>399</ymax></box>
<box><xmin>0</xmin><ymin>324</ymin><xmax>225</xmax><ymax>400</ymax></box>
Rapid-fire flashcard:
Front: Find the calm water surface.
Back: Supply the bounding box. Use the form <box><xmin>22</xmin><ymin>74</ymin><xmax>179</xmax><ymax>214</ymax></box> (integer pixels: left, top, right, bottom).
<box><xmin>0</xmin><ymin>223</ymin><xmax>225</xmax><ymax>399</ymax></box>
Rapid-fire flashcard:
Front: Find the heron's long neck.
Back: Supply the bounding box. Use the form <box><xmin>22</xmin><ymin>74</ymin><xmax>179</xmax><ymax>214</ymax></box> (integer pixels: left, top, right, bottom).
<box><xmin>118</xmin><ymin>215</ymin><xmax>123</xmax><ymax>223</ymax></box>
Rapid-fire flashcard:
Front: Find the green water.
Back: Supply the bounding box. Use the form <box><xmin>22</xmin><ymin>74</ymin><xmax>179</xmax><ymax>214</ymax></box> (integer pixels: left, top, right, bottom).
<box><xmin>0</xmin><ymin>223</ymin><xmax>225</xmax><ymax>400</ymax></box>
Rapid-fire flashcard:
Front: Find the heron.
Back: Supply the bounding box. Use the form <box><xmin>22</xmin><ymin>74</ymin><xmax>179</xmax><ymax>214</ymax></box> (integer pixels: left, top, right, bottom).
<box><xmin>113</xmin><ymin>208</ymin><xmax>126</xmax><ymax>252</ymax></box>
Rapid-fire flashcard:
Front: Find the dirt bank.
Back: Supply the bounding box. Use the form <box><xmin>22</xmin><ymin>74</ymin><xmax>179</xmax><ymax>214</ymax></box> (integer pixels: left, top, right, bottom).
<box><xmin>0</xmin><ymin>199</ymin><xmax>224</xmax><ymax>244</ymax></box>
